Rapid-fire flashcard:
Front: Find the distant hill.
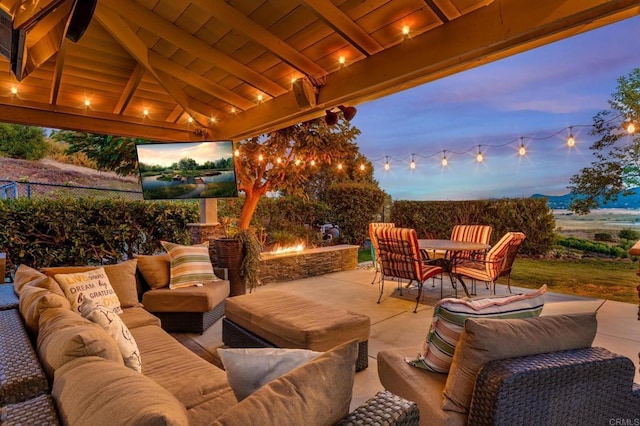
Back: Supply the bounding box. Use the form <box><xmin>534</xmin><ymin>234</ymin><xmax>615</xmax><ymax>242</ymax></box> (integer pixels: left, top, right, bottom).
<box><xmin>532</xmin><ymin>189</ymin><xmax>640</xmax><ymax>210</ymax></box>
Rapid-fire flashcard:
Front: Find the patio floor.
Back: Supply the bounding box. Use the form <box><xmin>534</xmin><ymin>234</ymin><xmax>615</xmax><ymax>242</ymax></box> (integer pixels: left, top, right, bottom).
<box><xmin>178</xmin><ymin>265</ymin><xmax>640</xmax><ymax>411</ymax></box>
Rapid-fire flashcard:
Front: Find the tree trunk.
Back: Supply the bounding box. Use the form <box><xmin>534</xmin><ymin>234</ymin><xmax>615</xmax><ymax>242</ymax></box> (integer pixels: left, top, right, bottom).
<box><xmin>238</xmin><ymin>188</ymin><xmax>264</xmax><ymax>229</ymax></box>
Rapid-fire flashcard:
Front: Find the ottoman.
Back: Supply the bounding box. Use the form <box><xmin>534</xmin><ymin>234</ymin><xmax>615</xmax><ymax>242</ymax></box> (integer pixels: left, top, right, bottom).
<box><xmin>223</xmin><ymin>291</ymin><xmax>371</xmax><ymax>371</ymax></box>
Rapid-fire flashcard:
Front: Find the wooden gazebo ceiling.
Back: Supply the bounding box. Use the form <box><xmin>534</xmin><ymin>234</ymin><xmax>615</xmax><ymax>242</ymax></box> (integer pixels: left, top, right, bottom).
<box><xmin>0</xmin><ymin>0</ymin><xmax>638</xmax><ymax>142</ymax></box>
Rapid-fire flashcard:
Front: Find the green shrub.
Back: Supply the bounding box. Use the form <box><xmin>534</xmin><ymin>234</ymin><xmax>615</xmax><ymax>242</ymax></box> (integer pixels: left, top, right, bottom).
<box><xmin>594</xmin><ymin>232</ymin><xmax>614</xmax><ymax>242</ymax></box>
<box><xmin>390</xmin><ymin>198</ymin><xmax>555</xmax><ymax>256</ymax></box>
<box><xmin>618</xmin><ymin>228</ymin><xmax>640</xmax><ymax>241</ymax></box>
<box><xmin>324</xmin><ymin>182</ymin><xmax>387</xmax><ymax>245</ymax></box>
<box><xmin>0</xmin><ymin>124</ymin><xmax>47</xmax><ymax>160</ymax></box>
<box><xmin>0</xmin><ymin>198</ymin><xmax>198</xmax><ymax>271</ymax></box>
<box><xmin>555</xmin><ymin>236</ymin><xmax>628</xmax><ymax>258</ymax></box>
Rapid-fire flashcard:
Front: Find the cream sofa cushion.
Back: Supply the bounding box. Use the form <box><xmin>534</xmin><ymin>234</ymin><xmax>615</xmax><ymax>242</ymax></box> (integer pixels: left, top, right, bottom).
<box><xmin>442</xmin><ymin>312</ymin><xmax>598</xmax><ymax>413</ymax></box>
<box><xmin>18</xmin><ymin>284</ymin><xmax>71</xmax><ymax>335</ymax></box>
<box><xmin>53</xmin><ymin>356</ymin><xmax>189</xmax><ymax>426</ymax></box>
<box><xmin>13</xmin><ymin>265</ymin><xmax>65</xmax><ymax>296</ymax></box>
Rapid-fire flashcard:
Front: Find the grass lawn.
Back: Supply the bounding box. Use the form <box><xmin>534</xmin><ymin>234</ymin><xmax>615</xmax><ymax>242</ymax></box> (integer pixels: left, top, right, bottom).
<box><xmin>504</xmin><ymin>258</ymin><xmax>638</xmax><ymax>304</ymax></box>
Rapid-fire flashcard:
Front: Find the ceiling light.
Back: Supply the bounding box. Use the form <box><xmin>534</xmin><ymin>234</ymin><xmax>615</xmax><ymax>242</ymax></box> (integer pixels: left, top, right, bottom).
<box><xmin>10</xmin><ymin>86</ymin><xmax>17</xmax><ymax>95</ymax></box>
<box><xmin>234</xmin><ymin>149</ymin><xmax>239</xmax><ymax>157</ymax></box>
<box><xmin>339</xmin><ymin>56</ymin><xmax>346</xmax><ymax>67</ymax></box>
<box><xmin>325</xmin><ymin>109</ymin><xmax>338</xmax><ymax>126</ymax></box>
<box><xmin>402</xmin><ymin>25</ymin><xmax>410</xmax><ymax>37</ymax></box>
<box><xmin>143</xmin><ymin>108</ymin><xmax>149</xmax><ymax>116</ymax></box>
<box><xmin>84</xmin><ymin>98</ymin><xmax>90</xmax><ymax>107</ymax></box>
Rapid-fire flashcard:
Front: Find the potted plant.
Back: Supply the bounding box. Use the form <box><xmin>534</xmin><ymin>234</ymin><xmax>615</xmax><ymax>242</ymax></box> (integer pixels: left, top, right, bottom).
<box><xmin>214</xmin><ymin>218</ymin><xmax>262</xmax><ymax>295</ymax></box>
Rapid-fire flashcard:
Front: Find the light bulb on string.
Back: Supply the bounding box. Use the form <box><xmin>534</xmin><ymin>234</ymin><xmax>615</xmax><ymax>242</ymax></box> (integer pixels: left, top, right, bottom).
<box><xmin>627</xmin><ymin>123</ymin><xmax>636</xmax><ymax>134</ymax></box>
<box><xmin>276</xmin><ymin>157</ymin><xmax>282</xmax><ymax>164</ymax></box>
<box><xmin>337</xmin><ymin>163</ymin><xmax>343</xmax><ymax>170</ymax></box>
<box><xmin>476</xmin><ymin>146</ymin><xmax>484</xmax><ymax>163</ymax></box>
<box><xmin>310</xmin><ymin>160</ymin><xmax>316</xmax><ymax>166</ymax></box>
<box><xmin>567</xmin><ymin>127</ymin><xmax>575</xmax><ymax>147</ymax></box>
<box><xmin>409</xmin><ymin>154</ymin><xmax>416</xmax><ymax>170</ymax></box>
<box><xmin>234</xmin><ymin>149</ymin><xmax>239</xmax><ymax>157</ymax></box>
<box><xmin>384</xmin><ymin>156</ymin><xmax>390</xmax><ymax>171</ymax></box>
<box><xmin>295</xmin><ymin>159</ymin><xmax>301</xmax><ymax>166</ymax></box>
<box><xmin>359</xmin><ymin>163</ymin><xmax>365</xmax><ymax>171</ymax></box>
<box><xmin>441</xmin><ymin>152</ymin><xmax>448</xmax><ymax>167</ymax></box>
<box><xmin>518</xmin><ymin>138</ymin><xmax>526</xmax><ymax>157</ymax></box>
<box><xmin>258</xmin><ymin>154</ymin><xmax>263</xmax><ymax>162</ymax></box>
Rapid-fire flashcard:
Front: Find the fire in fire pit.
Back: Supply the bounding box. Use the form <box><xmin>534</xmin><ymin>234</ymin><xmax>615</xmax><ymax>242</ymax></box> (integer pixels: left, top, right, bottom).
<box><xmin>269</xmin><ymin>243</ymin><xmax>305</xmax><ymax>255</ymax></box>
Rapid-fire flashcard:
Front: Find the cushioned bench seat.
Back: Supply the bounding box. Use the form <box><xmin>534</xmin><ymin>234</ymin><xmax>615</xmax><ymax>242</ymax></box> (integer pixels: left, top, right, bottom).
<box><xmin>142</xmin><ymin>281</ymin><xmax>229</xmax><ymax>334</ymax></box>
<box><xmin>223</xmin><ymin>291</ymin><xmax>371</xmax><ymax>371</ymax></box>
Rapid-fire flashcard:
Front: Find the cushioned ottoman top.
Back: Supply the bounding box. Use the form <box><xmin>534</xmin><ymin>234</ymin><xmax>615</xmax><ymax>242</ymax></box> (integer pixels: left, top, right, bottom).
<box><xmin>224</xmin><ymin>291</ymin><xmax>370</xmax><ymax>352</ymax></box>
<box><xmin>142</xmin><ymin>280</ymin><xmax>229</xmax><ymax>313</ymax></box>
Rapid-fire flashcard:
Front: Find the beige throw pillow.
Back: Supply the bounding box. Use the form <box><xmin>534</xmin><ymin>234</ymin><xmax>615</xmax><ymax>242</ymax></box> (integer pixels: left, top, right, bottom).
<box><xmin>442</xmin><ymin>312</ymin><xmax>598</xmax><ymax>414</ymax></box>
<box><xmin>218</xmin><ymin>347</ymin><xmax>321</xmax><ymax>401</ymax></box>
<box><xmin>80</xmin><ymin>298</ymin><xmax>142</xmax><ymax>372</ymax></box>
<box><xmin>18</xmin><ymin>284</ymin><xmax>71</xmax><ymax>335</ymax></box>
<box><xmin>135</xmin><ymin>254</ymin><xmax>171</xmax><ymax>290</ymax></box>
<box><xmin>54</xmin><ymin>267</ymin><xmax>122</xmax><ymax>315</ymax></box>
<box><xmin>13</xmin><ymin>265</ymin><xmax>65</xmax><ymax>296</ymax></box>
<box><xmin>213</xmin><ymin>340</ymin><xmax>358</xmax><ymax>426</ymax></box>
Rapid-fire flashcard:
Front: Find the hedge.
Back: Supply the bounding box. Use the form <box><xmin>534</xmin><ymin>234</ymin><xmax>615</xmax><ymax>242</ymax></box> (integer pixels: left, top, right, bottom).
<box><xmin>0</xmin><ymin>197</ymin><xmax>198</xmax><ymax>271</ymax></box>
<box><xmin>390</xmin><ymin>198</ymin><xmax>555</xmax><ymax>255</ymax></box>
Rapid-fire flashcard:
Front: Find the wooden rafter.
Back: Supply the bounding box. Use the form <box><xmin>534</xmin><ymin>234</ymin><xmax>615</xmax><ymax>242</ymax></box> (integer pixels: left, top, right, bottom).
<box><xmin>191</xmin><ymin>0</ymin><xmax>327</xmax><ymax>78</ymax></box>
<box><xmin>93</xmin><ymin>4</ymin><xmax>208</xmax><ymax>128</ymax></box>
<box><xmin>113</xmin><ymin>63</ymin><xmax>145</xmax><ymax>115</ymax></box>
<box><xmin>102</xmin><ymin>0</ymin><xmax>287</xmax><ymax>98</ymax></box>
<box><xmin>49</xmin><ymin>38</ymin><xmax>68</xmax><ymax>105</ymax></box>
<box><xmin>302</xmin><ymin>0</ymin><xmax>383</xmax><ymax>56</ymax></box>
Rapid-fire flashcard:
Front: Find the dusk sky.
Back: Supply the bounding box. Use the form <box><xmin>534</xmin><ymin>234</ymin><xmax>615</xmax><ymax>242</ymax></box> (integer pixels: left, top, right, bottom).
<box><xmin>354</xmin><ymin>15</ymin><xmax>640</xmax><ymax>201</ymax></box>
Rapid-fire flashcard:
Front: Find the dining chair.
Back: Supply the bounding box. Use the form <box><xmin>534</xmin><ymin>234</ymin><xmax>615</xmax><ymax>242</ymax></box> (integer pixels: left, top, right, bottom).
<box><xmin>448</xmin><ymin>224</ymin><xmax>493</xmax><ymax>261</ymax></box>
<box><xmin>368</xmin><ymin>222</ymin><xmax>395</xmax><ymax>285</ymax></box>
<box><xmin>374</xmin><ymin>227</ymin><xmax>443</xmax><ymax>313</ymax></box>
<box><xmin>453</xmin><ymin>232</ymin><xmax>526</xmax><ymax>295</ymax></box>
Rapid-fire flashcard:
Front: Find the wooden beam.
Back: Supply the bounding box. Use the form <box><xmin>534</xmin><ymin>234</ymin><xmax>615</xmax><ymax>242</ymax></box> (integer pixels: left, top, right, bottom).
<box><xmin>93</xmin><ymin>5</ymin><xmax>209</xmax><ymax>128</ymax></box>
<box><xmin>49</xmin><ymin>38</ymin><xmax>68</xmax><ymax>105</ymax></box>
<box><xmin>148</xmin><ymin>52</ymin><xmax>255</xmax><ymax>111</ymax></box>
<box><xmin>191</xmin><ymin>0</ymin><xmax>327</xmax><ymax>78</ymax></box>
<box><xmin>166</xmin><ymin>105</ymin><xmax>184</xmax><ymax>123</ymax></box>
<box><xmin>103</xmin><ymin>0</ymin><xmax>287</xmax><ymax>98</ymax></box>
<box><xmin>0</xmin><ymin>99</ymin><xmax>200</xmax><ymax>141</ymax></box>
<box><xmin>13</xmin><ymin>0</ymin><xmax>65</xmax><ymax>29</ymax></box>
<box><xmin>302</xmin><ymin>0</ymin><xmax>383</xmax><ymax>56</ymax></box>
<box><xmin>215</xmin><ymin>0</ymin><xmax>640</xmax><ymax>140</ymax></box>
<box><xmin>113</xmin><ymin>63</ymin><xmax>145</xmax><ymax>114</ymax></box>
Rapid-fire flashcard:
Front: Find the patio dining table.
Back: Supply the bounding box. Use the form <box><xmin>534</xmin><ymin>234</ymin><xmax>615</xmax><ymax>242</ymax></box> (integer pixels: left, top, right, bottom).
<box><xmin>418</xmin><ymin>239</ymin><xmax>490</xmax><ymax>298</ymax></box>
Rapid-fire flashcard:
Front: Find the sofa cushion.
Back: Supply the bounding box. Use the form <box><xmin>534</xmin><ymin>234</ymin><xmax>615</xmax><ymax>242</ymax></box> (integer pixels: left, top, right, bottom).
<box><xmin>218</xmin><ymin>347</ymin><xmax>321</xmax><ymax>401</ymax></box>
<box><xmin>37</xmin><ymin>307</ymin><xmax>123</xmax><ymax>379</ymax></box>
<box><xmin>130</xmin><ymin>324</ymin><xmax>236</xmax><ymax>414</ymax></box>
<box><xmin>408</xmin><ymin>286</ymin><xmax>546</xmax><ymax>373</ymax></box>
<box><xmin>13</xmin><ymin>265</ymin><xmax>65</xmax><ymax>296</ymax></box>
<box><xmin>80</xmin><ymin>298</ymin><xmax>142</xmax><ymax>373</ymax></box>
<box><xmin>42</xmin><ymin>260</ymin><xmax>141</xmax><ymax>308</ymax></box>
<box><xmin>53</xmin><ymin>267</ymin><xmax>123</xmax><ymax>315</ymax></box>
<box><xmin>212</xmin><ymin>339</ymin><xmax>358</xmax><ymax>426</ymax></box>
<box><xmin>53</xmin><ymin>356</ymin><xmax>189</xmax><ymax>426</ymax></box>
<box><xmin>118</xmin><ymin>307</ymin><xmax>161</xmax><ymax>329</ymax></box>
<box><xmin>142</xmin><ymin>280</ymin><xmax>229</xmax><ymax>313</ymax></box>
<box><xmin>443</xmin><ymin>312</ymin><xmax>598</xmax><ymax>414</ymax></box>
<box><xmin>18</xmin><ymin>284</ymin><xmax>71</xmax><ymax>335</ymax></box>
<box><xmin>161</xmin><ymin>241</ymin><xmax>218</xmax><ymax>289</ymax></box>
<box><xmin>377</xmin><ymin>346</ymin><xmax>466</xmax><ymax>426</ymax></box>
<box><xmin>135</xmin><ymin>253</ymin><xmax>171</xmax><ymax>289</ymax></box>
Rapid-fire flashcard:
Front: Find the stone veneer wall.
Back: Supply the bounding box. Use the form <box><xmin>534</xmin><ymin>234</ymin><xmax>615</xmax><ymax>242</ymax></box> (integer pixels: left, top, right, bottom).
<box><xmin>259</xmin><ymin>244</ymin><xmax>359</xmax><ymax>284</ymax></box>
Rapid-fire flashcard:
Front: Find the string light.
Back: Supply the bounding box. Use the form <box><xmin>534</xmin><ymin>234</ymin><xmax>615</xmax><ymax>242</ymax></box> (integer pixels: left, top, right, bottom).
<box><xmin>627</xmin><ymin>123</ymin><xmax>636</xmax><ymax>134</ymax></box>
<box><xmin>234</xmin><ymin>149</ymin><xmax>239</xmax><ymax>157</ymax></box>
<box><xmin>518</xmin><ymin>138</ymin><xmax>526</xmax><ymax>156</ymax></box>
<box><xmin>384</xmin><ymin>156</ymin><xmax>390</xmax><ymax>171</ymax></box>
<box><xmin>258</xmin><ymin>154</ymin><xmax>263</xmax><ymax>162</ymax></box>
<box><xmin>567</xmin><ymin>127</ymin><xmax>575</xmax><ymax>147</ymax></box>
<box><xmin>476</xmin><ymin>146</ymin><xmax>484</xmax><ymax>163</ymax></box>
<box><xmin>409</xmin><ymin>154</ymin><xmax>416</xmax><ymax>169</ymax></box>
<box><xmin>295</xmin><ymin>159</ymin><xmax>301</xmax><ymax>166</ymax></box>
<box><xmin>337</xmin><ymin>163</ymin><xmax>343</xmax><ymax>170</ymax></box>
<box><xmin>310</xmin><ymin>160</ymin><xmax>316</xmax><ymax>166</ymax></box>
<box><xmin>441</xmin><ymin>153</ymin><xmax>448</xmax><ymax>167</ymax></box>
<box><xmin>276</xmin><ymin>157</ymin><xmax>282</xmax><ymax>164</ymax></box>
<box><xmin>360</xmin><ymin>163</ymin><xmax>365</xmax><ymax>171</ymax></box>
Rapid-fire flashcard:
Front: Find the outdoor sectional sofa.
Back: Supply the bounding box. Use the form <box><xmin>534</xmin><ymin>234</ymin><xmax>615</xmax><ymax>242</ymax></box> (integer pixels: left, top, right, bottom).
<box><xmin>0</xmin><ymin>263</ymin><xmax>419</xmax><ymax>425</ymax></box>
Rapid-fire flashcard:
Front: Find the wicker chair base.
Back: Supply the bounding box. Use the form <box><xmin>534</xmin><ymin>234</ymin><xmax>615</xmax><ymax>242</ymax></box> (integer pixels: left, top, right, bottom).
<box><xmin>338</xmin><ymin>390</ymin><xmax>419</xmax><ymax>426</ymax></box>
<box><xmin>222</xmin><ymin>318</ymin><xmax>369</xmax><ymax>371</ymax></box>
<box><xmin>153</xmin><ymin>301</ymin><xmax>225</xmax><ymax>334</ymax></box>
<box><xmin>0</xmin><ymin>284</ymin><xmax>18</xmax><ymax>311</ymax></box>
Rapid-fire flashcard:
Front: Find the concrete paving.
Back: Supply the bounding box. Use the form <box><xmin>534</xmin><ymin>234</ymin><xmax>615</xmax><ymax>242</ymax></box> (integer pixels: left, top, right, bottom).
<box><xmin>196</xmin><ymin>265</ymin><xmax>640</xmax><ymax>411</ymax></box>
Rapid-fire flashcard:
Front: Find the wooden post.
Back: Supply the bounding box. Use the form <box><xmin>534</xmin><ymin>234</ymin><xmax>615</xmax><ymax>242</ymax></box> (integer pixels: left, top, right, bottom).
<box><xmin>0</xmin><ymin>253</ymin><xmax>5</xmax><ymax>283</ymax></box>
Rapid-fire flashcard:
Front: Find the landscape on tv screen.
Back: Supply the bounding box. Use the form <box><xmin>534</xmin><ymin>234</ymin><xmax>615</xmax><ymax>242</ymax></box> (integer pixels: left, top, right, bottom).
<box><xmin>136</xmin><ymin>141</ymin><xmax>238</xmax><ymax>200</ymax></box>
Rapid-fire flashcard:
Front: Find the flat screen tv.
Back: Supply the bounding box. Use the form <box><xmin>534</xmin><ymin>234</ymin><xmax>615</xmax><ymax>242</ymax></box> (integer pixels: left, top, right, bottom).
<box><xmin>135</xmin><ymin>140</ymin><xmax>238</xmax><ymax>200</ymax></box>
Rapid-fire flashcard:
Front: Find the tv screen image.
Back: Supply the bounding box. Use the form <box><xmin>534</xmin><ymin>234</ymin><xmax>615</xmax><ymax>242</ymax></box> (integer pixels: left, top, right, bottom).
<box><xmin>135</xmin><ymin>140</ymin><xmax>238</xmax><ymax>200</ymax></box>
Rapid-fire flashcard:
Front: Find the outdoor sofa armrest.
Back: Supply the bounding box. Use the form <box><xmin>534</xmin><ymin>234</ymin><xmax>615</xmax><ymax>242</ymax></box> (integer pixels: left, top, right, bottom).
<box><xmin>467</xmin><ymin>346</ymin><xmax>640</xmax><ymax>426</ymax></box>
<box><xmin>338</xmin><ymin>390</ymin><xmax>419</xmax><ymax>425</ymax></box>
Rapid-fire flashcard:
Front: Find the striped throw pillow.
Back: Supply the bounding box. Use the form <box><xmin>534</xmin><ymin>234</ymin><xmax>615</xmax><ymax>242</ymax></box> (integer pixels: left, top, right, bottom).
<box><xmin>161</xmin><ymin>241</ymin><xmax>217</xmax><ymax>289</ymax></box>
<box><xmin>407</xmin><ymin>285</ymin><xmax>546</xmax><ymax>373</ymax></box>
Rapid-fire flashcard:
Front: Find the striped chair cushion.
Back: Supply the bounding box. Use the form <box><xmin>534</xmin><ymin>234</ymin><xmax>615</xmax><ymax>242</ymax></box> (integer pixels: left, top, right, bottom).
<box><xmin>449</xmin><ymin>225</ymin><xmax>492</xmax><ymax>260</ymax></box>
<box><xmin>161</xmin><ymin>241</ymin><xmax>217</xmax><ymax>289</ymax></box>
<box><xmin>455</xmin><ymin>232</ymin><xmax>525</xmax><ymax>281</ymax></box>
<box><xmin>407</xmin><ymin>285</ymin><xmax>546</xmax><ymax>373</ymax></box>
<box><xmin>375</xmin><ymin>227</ymin><xmax>437</xmax><ymax>283</ymax></box>
<box><xmin>368</xmin><ymin>223</ymin><xmax>395</xmax><ymax>267</ymax></box>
